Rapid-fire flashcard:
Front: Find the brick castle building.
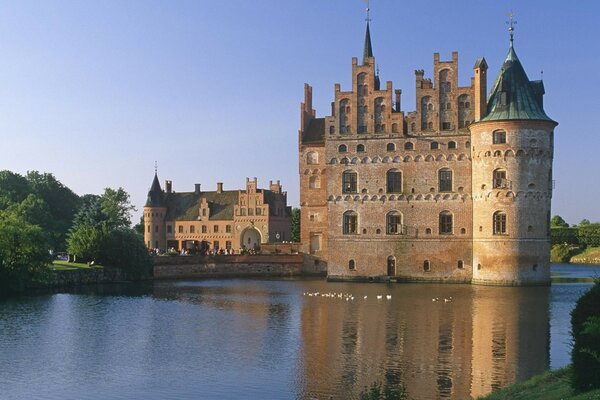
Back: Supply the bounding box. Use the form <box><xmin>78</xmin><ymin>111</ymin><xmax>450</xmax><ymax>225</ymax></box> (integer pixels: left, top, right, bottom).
<box><xmin>144</xmin><ymin>175</ymin><xmax>291</xmax><ymax>253</ymax></box>
<box><xmin>298</xmin><ymin>20</ymin><xmax>557</xmax><ymax>285</ymax></box>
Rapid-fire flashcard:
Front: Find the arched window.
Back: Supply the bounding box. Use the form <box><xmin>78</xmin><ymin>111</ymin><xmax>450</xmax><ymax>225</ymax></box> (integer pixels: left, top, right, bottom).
<box><xmin>411</xmin><ymin>122</ymin><xmax>416</xmax><ymax>132</ymax></box>
<box><xmin>421</xmin><ymin>96</ymin><xmax>432</xmax><ymax>130</ymax></box>
<box><xmin>306</xmin><ymin>151</ymin><xmax>318</xmax><ymax>164</ymax></box>
<box><xmin>387</xmin><ymin>143</ymin><xmax>396</xmax><ymax>152</ymax></box>
<box><xmin>493</xmin><ymin>211</ymin><xmax>507</xmax><ymax>235</ymax></box>
<box><xmin>342</xmin><ymin>170</ymin><xmax>357</xmax><ymax>193</ymax></box>
<box><xmin>392</xmin><ymin>123</ymin><xmax>399</xmax><ymax>133</ymax></box>
<box><xmin>357</xmin><ymin>73</ymin><xmax>368</xmax><ymax>133</ymax></box>
<box><xmin>386</xmin><ymin>169</ymin><xmax>402</xmax><ymax>193</ymax></box>
<box><xmin>339</xmin><ymin>99</ymin><xmax>350</xmax><ymax>134</ymax></box>
<box><xmin>349</xmin><ymin>259</ymin><xmax>356</xmax><ymax>270</ymax></box>
<box><xmin>493</xmin><ymin>130</ymin><xmax>506</xmax><ymax>144</ymax></box>
<box><xmin>343</xmin><ymin>211</ymin><xmax>358</xmax><ymax>234</ymax></box>
<box><xmin>428</xmin><ymin>122</ymin><xmax>433</xmax><ymax>130</ymax></box>
<box><xmin>386</xmin><ymin>211</ymin><xmax>403</xmax><ymax>234</ymax></box>
<box><xmin>374</xmin><ymin>97</ymin><xmax>384</xmax><ymax>132</ymax></box>
<box><xmin>439</xmin><ymin>168</ymin><xmax>453</xmax><ymax>192</ymax></box>
<box><xmin>338</xmin><ymin>144</ymin><xmax>347</xmax><ymax>153</ymax></box>
<box><xmin>457</xmin><ymin>260</ymin><xmax>464</xmax><ymax>269</ymax></box>
<box><xmin>458</xmin><ymin>94</ymin><xmax>472</xmax><ymax>129</ymax></box>
<box><xmin>439</xmin><ymin>211</ymin><xmax>453</xmax><ymax>234</ymax></box>
<box><xmin>448</xmin><ymin>141</ymin><xmax>457</xmax><ymax>149</ymax></box>
<box><xmin>431</xmin><ymin>141</ymin><xmax>439</xmax><ymax>150</ymax></box>
<box><xmin>309</xmin><ymin>176</ymin><xmax>320</xmax><ymax>189</ymax></box>
<box><xmin>423</xmin><ymin>260</ymin><xmax>431</xmax><ymax>272</ymax></box>
<box><xmin>404</xmin><ymin>142</ymin><xmax>414</xmax><ymax>151</ymax></box>
<box><xmin>493</xmin><ymin>169</ymin><xmax>508</xmax><ymax>189</ymax></box>
<box><xmin>357</xmin><ymin>144</ymin><xmax>365</xmax><ymax>153</ymax></box>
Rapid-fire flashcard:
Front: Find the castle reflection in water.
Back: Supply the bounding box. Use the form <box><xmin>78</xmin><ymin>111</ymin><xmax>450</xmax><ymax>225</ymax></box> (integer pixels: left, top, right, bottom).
<box><xmin>298</xmin><ymin>284</ymin><xmax>549</xmax><ymax>400</ymax></box>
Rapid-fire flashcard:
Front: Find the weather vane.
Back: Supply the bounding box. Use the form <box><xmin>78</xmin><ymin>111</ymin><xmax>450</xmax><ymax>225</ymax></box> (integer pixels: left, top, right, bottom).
<box><xmin>154</xmin><ymin>161</ymin><xmax>158</xmax><ymax>174</ymax></box>
<box><xmin>364</xmin><ymin>0</ymin><xmax>371</xmax><ymax>23</ymax></box>
<box><xmin>507</xmin><ymin>11</ymin><xmax>517</xmax><ymax>43</ymax></box>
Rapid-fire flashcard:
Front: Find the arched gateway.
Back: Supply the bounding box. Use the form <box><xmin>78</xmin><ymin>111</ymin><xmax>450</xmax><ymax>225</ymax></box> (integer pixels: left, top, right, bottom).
<box><xmin>240</xmin><ymin>227</ymin><xmax>262</xmax><ymax>250</ymax></box>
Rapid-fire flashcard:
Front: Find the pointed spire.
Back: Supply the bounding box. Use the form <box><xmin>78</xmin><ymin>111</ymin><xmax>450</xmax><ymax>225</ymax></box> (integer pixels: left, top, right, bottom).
<box><xmin>145</xmin><ymin>168</ymin><xmax>165</xmax><ymax>207</ymax></box>
<box><xmin>363</xmin><ymin>21</ymin><xmax>373</xmax><ymax>63</ymax></box>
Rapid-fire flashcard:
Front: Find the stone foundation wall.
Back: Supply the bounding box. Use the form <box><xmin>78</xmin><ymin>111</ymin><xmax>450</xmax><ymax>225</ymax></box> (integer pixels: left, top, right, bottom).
<box><xmin>153</xmin><ymin>254</ymin><xmax>325</xmax><ymax>279</ymax></box>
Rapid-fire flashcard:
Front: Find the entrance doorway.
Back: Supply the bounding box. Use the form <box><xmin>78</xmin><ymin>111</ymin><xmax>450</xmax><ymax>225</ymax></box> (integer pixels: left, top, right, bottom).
<box><xmin>240</xmin><ymin>227</ymin><xmax>262</xmax><ymax>250</ymax></box>
<box><xmin>387</xmin><ymin>256</ymin><xmax>396</xmax><ymax>276</ymax></box>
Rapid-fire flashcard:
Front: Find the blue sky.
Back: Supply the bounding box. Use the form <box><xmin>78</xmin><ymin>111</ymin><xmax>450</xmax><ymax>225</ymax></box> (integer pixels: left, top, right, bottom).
<box><xmin>1</xmin><ymin>0</ymin><xmax>598</xmax><ymax>225</ymax></box>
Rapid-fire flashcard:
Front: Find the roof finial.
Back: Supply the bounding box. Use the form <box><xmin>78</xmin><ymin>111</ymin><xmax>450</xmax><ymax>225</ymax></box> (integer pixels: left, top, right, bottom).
<box><xmin>506</xmin><ymin>11</ymin><xmax>517</xmax><ymax>45</ymax></box>
<box><xmin>364</xmin><ymin>0</ymin><xmax>371</xmax><ymax>23</ymax></box>
<box><xmin>362</xmin><ymin>0</ymin><xmax>373</xmax><ymax>62</ymax></box>
<box><xmin>541</xmin><ymin>69</ymin><xmax>544</xmax><ymax>80</ymax></box>
<box><xmin>154</xmin><ymin>160</ymin><xmax>158</xmax><ymax>174</ymax></box>
<box><xmin>376</xmin><ymin>64</ymin><xmax>380</xmax><ymax>76</ymax></box>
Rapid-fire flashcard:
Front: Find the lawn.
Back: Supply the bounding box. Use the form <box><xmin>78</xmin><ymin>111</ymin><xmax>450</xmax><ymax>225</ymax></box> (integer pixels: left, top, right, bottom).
<box><xmin>51</xmin><ymin>260</ymin><xmax>103</xmax><ymax>271</ymax></box>
<box><xmin>479</xmin><ymin>367</ymin><xmax>600</xmax><ymax>400</ymax></box>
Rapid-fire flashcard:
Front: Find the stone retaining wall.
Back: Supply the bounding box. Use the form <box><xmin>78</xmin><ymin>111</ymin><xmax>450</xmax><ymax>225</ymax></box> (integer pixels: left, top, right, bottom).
<box><xmin>153</xmin><ymin>254</ymin><xmax>326</xmax><ymax>279</ymax></box>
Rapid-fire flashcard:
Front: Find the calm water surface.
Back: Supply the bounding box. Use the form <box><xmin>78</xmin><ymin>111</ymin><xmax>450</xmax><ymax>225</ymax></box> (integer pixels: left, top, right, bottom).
<box><xmin>1</xmin><ymin>263</ymin><xmax>599</xmax><ymax>400</ymax></box>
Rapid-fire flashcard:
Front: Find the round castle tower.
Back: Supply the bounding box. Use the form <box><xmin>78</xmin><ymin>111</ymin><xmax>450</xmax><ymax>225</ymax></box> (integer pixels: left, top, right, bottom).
<box><xmin>470</xmin><ymin>35</ymin><xmax>557</xmax><ymax>285</ymax></box>
<box><xmin>144</xmin><ymin>172</ymin><xmax>167</xmax><ymax>250</ymax></box>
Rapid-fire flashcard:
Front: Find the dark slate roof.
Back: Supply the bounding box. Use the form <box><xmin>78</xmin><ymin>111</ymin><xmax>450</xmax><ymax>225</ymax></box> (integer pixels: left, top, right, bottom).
<box><xmin>164</xmin><ymin>190</ymin><xmax>239</xmax><ymax>221</ymax></box>
<box><xmin>145</xmin><ymin>173</ymin><xmax>165</xmax><ymax>207</ymax></box>
<box><xmin>363</xmin><ymin>22</ymin><xmax>373</xmax><ymax>62</ymax></box>
<box><xmin>302</xmin><ymin>118</ymin><xmax>325</xmax><ymax>144</ymax></box>
<box><xmin>482</xmin><ymin>43</ymin><xmax>555</xmax><ymax>123</ymax></box>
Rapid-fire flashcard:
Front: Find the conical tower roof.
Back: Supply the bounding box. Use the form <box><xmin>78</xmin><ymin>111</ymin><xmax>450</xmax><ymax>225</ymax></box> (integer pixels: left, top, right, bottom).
<box><xmin>145</xmin><ymin>172</ymin><xmax>165</xmax><ymax>207</ymax></box>
<box><xmin>482</xmin><ymin>41</ymin><xmax>554</xmax><ymax>123</ymax></box>
<box><xmin>363</xmin><ymin>22</ymin><xmax>373</xmax><ymax>63</ymax></box>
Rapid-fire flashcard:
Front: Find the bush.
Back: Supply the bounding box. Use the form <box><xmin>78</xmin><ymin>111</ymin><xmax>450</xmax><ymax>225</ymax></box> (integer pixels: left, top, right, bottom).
<box><xmin>577</xmin><ymin>224</ymin><xmax>600</xmax><ymax>247</ymax></box>
<box><xmin>571</xmin><ymin>279</ymin><xmax>600</xmax><ymax>392</ymax></box>
<box><xmin>550</xmin><ymin>244</ymin><xmax>573</xmax><ymax>263</ymax></box>
<box><xmin>99</xmin><ymin>228</ymin><xmax>152</xmax><ymax>279</ymax></box>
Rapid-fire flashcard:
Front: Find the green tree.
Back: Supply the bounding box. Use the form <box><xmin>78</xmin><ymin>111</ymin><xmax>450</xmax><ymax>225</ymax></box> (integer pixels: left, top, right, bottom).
<box><xmin>100</xmin><ymin>187</ymin><xmax>136</xmax><ymax>229</ymax></box>
<box><xmin>26</xmin><ymin>171</ymin><xmax>81</xmax><ymax>250</ymax></box>
<box><xmin>67</xmin><ymin>224</ymin><xmax>107</xmax><ymax>263</ymax></box>
<box><xmin>580</xmin><ymin>219</ymin><xmax>591</xmax><ymax>226</ymax></box>
<box><xmin>0</xmin><ymin>170</ymin><xmax>30</xmax><ymax>209</ymax></box>
<box><xmin>100</xmin><ymin>228</ymin><xmax>152</xmax><ymax>279</ymax></box>
<box><xmin>0</xmin><ymin>213</ymin><xmax>52</xmax><ymax>294</ymax></box>
<box><xmin>577</xmin><ymin>223</ymin><xmax>600</xmax><ymax>247</ymax></box>
<box><xmin>551</xmin><ymin>215</ymin><xmax>569</xmax><ymax>228</ymax></box>
<box><xmin>571</xmin><ymin>279</ymin><xmax>600</xmax><ymax>391</ymax></box>
<box><xmin>134</xmin><ymin>215</ymin><xmax>145</xmax><ymax>235</ymax></box>
<box><xmin>291</xmin><ymin>207</ymin><xmax>300</xmax><ymax>242</ymax></box>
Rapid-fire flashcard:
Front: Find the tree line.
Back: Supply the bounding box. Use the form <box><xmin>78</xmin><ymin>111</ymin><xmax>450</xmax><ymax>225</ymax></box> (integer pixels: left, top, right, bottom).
<box><xmin>550</xmin><ymin>215</ymin><xmax>600</xmax><ymax>263</ymax></box>
<box><xmin>0</xmin><ymin>170</ymin><xmax>151</xmax><ymax>295</ymax></box>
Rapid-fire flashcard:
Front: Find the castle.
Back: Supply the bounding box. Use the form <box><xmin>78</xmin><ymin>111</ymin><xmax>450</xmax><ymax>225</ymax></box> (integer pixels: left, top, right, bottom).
<box><xmin>298</xmin><ymin>20</ymin><xmax>557</xmax><ymax>285</ymax></box>
<box><xmin>144</xmin><ymin>175</ymin><xmax>291</xmax><ymax>254</ymax></box>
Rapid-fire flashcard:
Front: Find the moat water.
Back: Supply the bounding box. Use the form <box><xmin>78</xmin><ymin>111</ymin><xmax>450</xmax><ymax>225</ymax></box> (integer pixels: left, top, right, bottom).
<box><xmin>1</xmin><ymin>263</ymin><xmax>599</xmax><ymax>400</ymax></box>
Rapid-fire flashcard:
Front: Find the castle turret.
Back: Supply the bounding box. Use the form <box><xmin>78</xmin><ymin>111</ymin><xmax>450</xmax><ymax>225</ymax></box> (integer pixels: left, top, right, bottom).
<box><xmin>469</xmin><ymin>28</ymin><xmax>557</xmax><ymax>285</ymax></box>
<box><xmin>144</xmin><ymin>171</ymin><xmax>167</xmax><ymax>250</ymax></box>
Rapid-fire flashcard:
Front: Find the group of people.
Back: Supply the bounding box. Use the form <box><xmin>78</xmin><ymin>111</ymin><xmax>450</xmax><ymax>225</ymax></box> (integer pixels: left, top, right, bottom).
<box><xmin>149</xmin><ymin>245</ymin><xmax>261</xmax><ymax>256</ymax></box>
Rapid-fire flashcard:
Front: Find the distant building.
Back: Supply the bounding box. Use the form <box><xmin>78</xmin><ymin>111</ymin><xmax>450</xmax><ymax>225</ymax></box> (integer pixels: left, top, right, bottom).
<box><xmin>298</xmin><ymin>19</ymin><xmax>557</xmax><ymax>285</ymax></box>
<box><xmin>144</xmin><ymin>176</ymin><xmax>291</xmax><ymax>253</ymax></box>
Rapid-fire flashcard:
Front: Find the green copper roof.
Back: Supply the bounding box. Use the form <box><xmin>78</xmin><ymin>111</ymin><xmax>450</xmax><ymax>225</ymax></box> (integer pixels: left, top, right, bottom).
<box><xmin>363</xmin><ymin>22</ymin><xmax>373</xmax><ymax>62</ymax></box>
<box><xmin>482</xmin><ymin>42</ymin><xmax>554</xmax><ymax>123</ymax></box>
<box><xmin>145</xmin><ymin>173</ymin><xmax>165</xmax><ymax>207</ymax></box>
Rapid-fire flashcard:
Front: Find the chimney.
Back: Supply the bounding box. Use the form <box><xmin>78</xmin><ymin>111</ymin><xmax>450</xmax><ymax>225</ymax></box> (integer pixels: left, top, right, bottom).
<box><xmin>195</xmin><ymin>184</ymin><xmax>201</xmax><ymax>194</ymax></box>
<box><xmin>165</xmin><ymin>180</ymin><xmax>172</xmax><ymax>193</ymax></box>
<box><xmin>473</xmin><ymin>57</ymin><xmax>488</xmax><ymax>121</ymax></box>
<box><xmin>395</xmin><ymin>89</ymin><xmax>402</xmax><ymax>112</ymax></box>
<box><xmin>217</xmin><ymin>182</ymin><xmax>223</xmax><ymax>193</ymax></box>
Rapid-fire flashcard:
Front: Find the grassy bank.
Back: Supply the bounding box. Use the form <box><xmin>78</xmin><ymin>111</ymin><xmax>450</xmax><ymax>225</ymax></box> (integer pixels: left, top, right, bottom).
<box><xmin>479</xmin><ymin>367</ymin><xmax>600</xmax><ymax>400</ymax></box>
<box><xmin>51</xmin><ymin>260</ymin><xmax>103</xmax><ymax>271</ymax></box>
<box><xmin>571</xmin><ymin>247</ymin><xmax>600</xmax><ymax>265</ymax></box>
